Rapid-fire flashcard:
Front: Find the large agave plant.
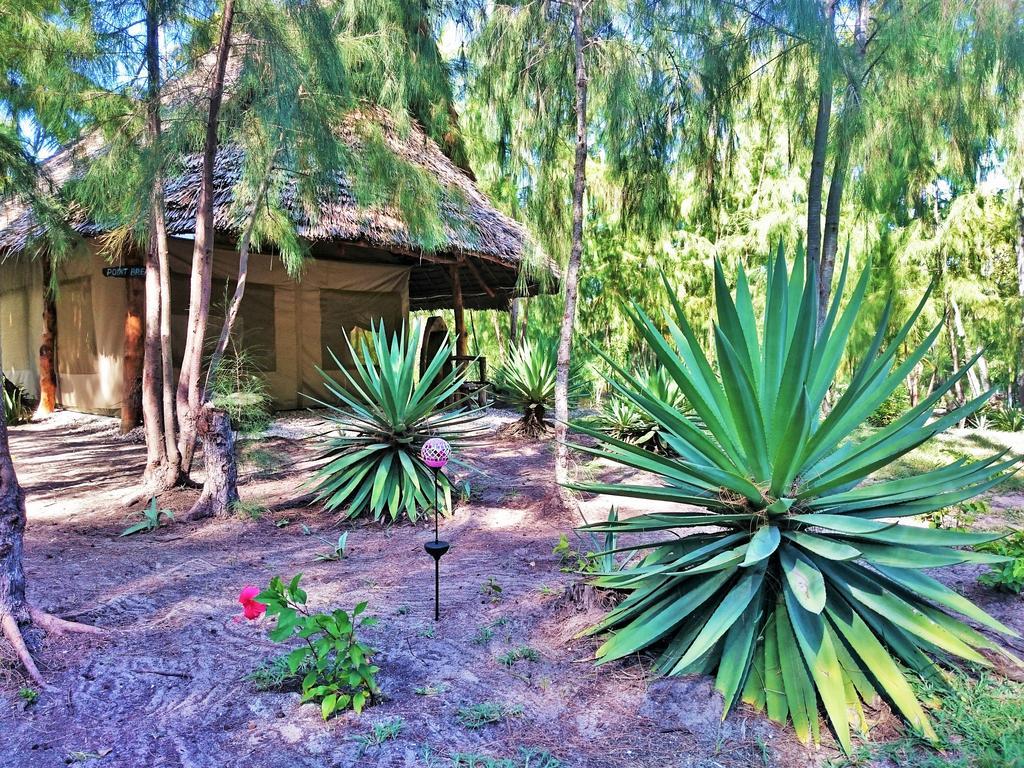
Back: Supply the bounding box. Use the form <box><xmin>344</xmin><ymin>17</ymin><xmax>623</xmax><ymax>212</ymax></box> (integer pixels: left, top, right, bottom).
<box><xmin>568</xmin><ymin>248</ymin><xmax>1021</xmax><ymax>752</ymax></box>
<box><xmin>309</xmin><ymin>321</ymin><xmax>486</xmax><ymax>523</ymax></box>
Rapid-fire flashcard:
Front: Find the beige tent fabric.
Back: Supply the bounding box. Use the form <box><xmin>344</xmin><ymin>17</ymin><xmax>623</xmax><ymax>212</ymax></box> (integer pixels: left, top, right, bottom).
<box><xmin>55</xmin><ymin>242</ymin><xmax>130</xmax><ymax>413</ymax></box>
<box><xmin>0</xmin><ymin>257</ymin><xmax>43</xmax><ymax>396</ymax></box>
<box><xmin>168</xmin><ymin>238</ymin><xmax>410</xmax><ymax>410</ymax></box>
<box><xmin>1</xmin><ymin>237</ymin><xmax>410</xmax><ymax>413</ymax></box>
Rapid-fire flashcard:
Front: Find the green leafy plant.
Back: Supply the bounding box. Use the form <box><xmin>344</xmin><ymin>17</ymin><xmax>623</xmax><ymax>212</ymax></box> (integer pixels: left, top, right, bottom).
<box><xmin>450</xmin><ymin>748</ymin><xmax>562</xmax><ymax>768</ymax></box>
<box><xmin>497</xmin><ymin>646</ymin><xmax>539</xmax><ymax>667</ymax></box>
<box><xmin>2</xmin><ymin>376</ymin><xmax>33</xmax><ymax>426</ymax></box>
<box><xmin>309</xmin><ymin>320</ymin><xmax>486</xmax><ymax>523</ymax></box>
<box><xmin>17</xmin><ymin>687</ymin><xmax>38</xmax><ymax>705</ymax></box>
<box><xmin>257</xmin><ymin>574</ymin><xmax>380</xmax><ymax>719</ymax></box>
<box><xmin>352</xmin><ymin>718</ymin><xmax>404</xmax><ymax>756</ymax></box>
<box><xmin>988</xmin><ymin>406</ymin><xmax>1024</xmax><ymax>432</ymax></box>
<box><xmin>867</xmin><ymin>383</ymin><xmax>911</xmax><ymax>427</ymax></box>
<box><xmin>569</xmin><ymin>250</ymin><xmax>1021</xmax><ymax>753</ymax></box>
<box><xmin>494</xmin><ymin>337</ymin><xmax>584</xmax><ymax>438</ymax></box>
<box><xmin>552</xmin><ymin>509</ymin><xmax>624</xmax><ymax>574</ymax></box>
<box><xmin>301</xmin><ymin>524</ymin><xmax>348</xmax><ymax>561</ymax></box>
<box><xmin>456</xmin><ymin>701</ymin><xmax>524</xmax><ymax>729</ymax></box>
<box><xmin>597</xmin><ymin>368</ymin><xmax>697</xmax><ymax>454</ymax></box>
<box><xmin>977</xmin><ymin>531</ymin><xmax>1024</xmax><ymax>593</ymax></box>
<box><xmin>232</xmin><ymin>499</ymin><xmax>267</xmax><ymax>521</ymax></box>
<box><xmin>922</xmin><ymin>499</ymin><xmax>987</xmax><ymax>530</ymax></box>
<box><xmin>120</xmin><ymin>497</ymin><xmax>174</xmax><ymax>536</ymax></box>
<box><xmin>208</xmin><ymin>340</ymin><xmax>273</xmax><ymax>434</ymax></box>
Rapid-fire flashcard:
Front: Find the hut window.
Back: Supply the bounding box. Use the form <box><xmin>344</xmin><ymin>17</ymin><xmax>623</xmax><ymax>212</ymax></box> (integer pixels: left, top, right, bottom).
<box><xmin>57</xmin><ymin>277</ymin><xmax>98</xmax><ymax>375</ymax></box>
<box><xmin>319</xmin><ymin>289</ymin><xmax>403</xmax><ymax>370</ymax></box>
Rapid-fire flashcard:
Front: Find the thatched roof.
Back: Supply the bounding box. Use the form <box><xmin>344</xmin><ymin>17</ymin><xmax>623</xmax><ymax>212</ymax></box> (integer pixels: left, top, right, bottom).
<box><xmin>0</xmin><ymin>52</ymin><xmax>551</xmax><ymax>311</ymax></box>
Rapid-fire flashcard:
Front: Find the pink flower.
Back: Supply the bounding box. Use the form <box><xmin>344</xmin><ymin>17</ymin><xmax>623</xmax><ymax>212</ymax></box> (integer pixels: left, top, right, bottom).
<box><xmin>238</xmin><ymin>585</ymin><xmax>266</xmax><ymax>620</ymax></box>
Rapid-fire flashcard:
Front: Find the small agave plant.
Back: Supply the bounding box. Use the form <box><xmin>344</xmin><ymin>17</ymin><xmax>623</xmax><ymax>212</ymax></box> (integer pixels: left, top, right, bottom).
<box><xmin>309</xmin><ymin>320</ymin><xmax>486</xmax><ymax>523</ymax></box>
<box><xmin>568</xmin><ymin>247</ymin><xmax>1021</xmax><ymax>752</ymax></box>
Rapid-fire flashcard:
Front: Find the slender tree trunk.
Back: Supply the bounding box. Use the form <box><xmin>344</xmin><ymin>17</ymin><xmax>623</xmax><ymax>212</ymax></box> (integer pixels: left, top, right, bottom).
<box><xmin>817</xmin><ymin>139</ymin><xmax>849</xmax><ymax>327</ymax></box>
<box><xmin>1014</xmin><ymin>178</ymin><xmax>1024</xmax><ymax>406</ymax></box>
<box><xmin>0</xmin><ymin>339</ymin><xmax>34</xmax><ymax>677</ymax></box>
<box><xmin>509</xmin><ymin>297</ymin><xmax>519</xmax><ymax>348</ymax></box>
<box><xmin>805</xmin><ymin>1</ymin><xmax>835</xmax><ymax>278</ymax></box>
<box><xmin>553</xmin><ymin>0</ymin><xmax>588</xmax><ymax>500</ymax></box>
<box><xmin>950</xmin><ymin>295</ymin><xmax>985</xmax><ymax>399</ymax></box>
<box><xmin>945</xmin><ymin>301</ymin><xmax>965</xmax><ymax>411</ymax></box>
<box><xmin>142</xmin><ymin>230</ymin><xmax>166</xmax><ymax>475</ymax></box>
<box><xmin>451</xmin><ymin>265</ymin><xmax>467</xmax><ymax>359</ymax></box>
<box><xmin>138</xmin><ymin>0</ymin><xmax>181</xmax><ymax>489</ymax></box>
<box><xmin>176</xmin><ymin>0</ymin><xmax>235</xmax><ymax>473</ymax></box>
<box><xmin>120</xmin><ymin>252</ymin><xmax>146</xmax><ymax>433</ymax></box>
<box><xmin>35</xmin><ymin>256</ymin><xmax>57</xmax><ymax>418</ymax></box>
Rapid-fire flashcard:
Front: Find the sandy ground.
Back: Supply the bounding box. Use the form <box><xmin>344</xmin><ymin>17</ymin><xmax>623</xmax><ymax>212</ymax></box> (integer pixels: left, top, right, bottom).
<box><xmin>0</xmin><ymin>410</ymin><xmax>1021</xmax><ymax>768</ymax></box>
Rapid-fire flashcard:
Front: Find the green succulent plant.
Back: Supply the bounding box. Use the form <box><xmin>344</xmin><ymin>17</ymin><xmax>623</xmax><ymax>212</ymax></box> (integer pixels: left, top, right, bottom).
<box><xmin>309</xmin><ymin>320</ymin><xmax>485</xmax><ymax>523</ymax></box>
<box><xmin>568</xmin><ymin>247</ymin><xmax>1021</xmax><ymax>752</ymax></box>
<box><xmin>495</xmin><ymin>336</ymin><xmax>584</xmax><ymax>437</ymax></box>
<box><xmin>597</xmin><ymin>366</ymin><xmax>694</xmax><ymax>453</ymax></box>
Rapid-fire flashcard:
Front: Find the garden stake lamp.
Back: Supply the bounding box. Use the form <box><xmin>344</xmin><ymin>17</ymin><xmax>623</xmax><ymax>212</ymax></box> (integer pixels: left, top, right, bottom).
<box><xmin>420</xmin><ymin>438</ymin><xmax>451</xmax><ymax>621</ymax></box>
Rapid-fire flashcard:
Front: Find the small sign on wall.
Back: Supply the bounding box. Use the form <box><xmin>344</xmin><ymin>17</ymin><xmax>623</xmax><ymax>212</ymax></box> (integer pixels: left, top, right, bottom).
<box><xmin>102</xmin><ymin>266</ymin><xmax>146</xmax><ymax>278</ymax></box>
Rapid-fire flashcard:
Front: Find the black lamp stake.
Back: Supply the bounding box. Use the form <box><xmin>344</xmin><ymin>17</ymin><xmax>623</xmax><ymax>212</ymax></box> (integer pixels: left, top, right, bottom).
<box><xmin>421</xmin><ymin>439</ymin><xmax>451</xmax><ymax>622</ymax></box>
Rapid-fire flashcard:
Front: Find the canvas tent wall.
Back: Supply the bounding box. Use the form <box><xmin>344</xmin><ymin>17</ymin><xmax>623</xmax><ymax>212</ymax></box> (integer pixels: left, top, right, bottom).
<box><xmin>0</xmin><ymin>237</ymin><xmax>411</xmax><ymax>414</ymax></box>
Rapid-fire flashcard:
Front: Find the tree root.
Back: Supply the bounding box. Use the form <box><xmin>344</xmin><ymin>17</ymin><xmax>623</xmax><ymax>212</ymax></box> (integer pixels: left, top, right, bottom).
<box><xmin>0</xmin><ymin>614</ymin><xmax>48</xmax><ymax>689</ymax></box>
<box><xmin>2</xmin><ymin>608</ymin><xmax>104</xmax><ymax>689</ymax></box>
<box><xmin>29</xmin><ymin>607</ymin><xmax>106</xmax><ymax>637</ymax></box>
<box><xmin>496</xmin><ymin>416</ymin><xmax>553</xmax><ymax>440</ymax></box>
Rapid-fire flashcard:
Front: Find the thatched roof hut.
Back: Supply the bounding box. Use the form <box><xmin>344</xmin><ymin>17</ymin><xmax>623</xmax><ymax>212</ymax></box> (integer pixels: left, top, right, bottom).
<box><xmin>0</xmin><ymin>50</ymin><xmax>552</xmax><ymax>420</ymax></box>
<box><xmin>0</xmin><ymin>106</ymin><xmax>550</xmax><ymax>311</ymax></box>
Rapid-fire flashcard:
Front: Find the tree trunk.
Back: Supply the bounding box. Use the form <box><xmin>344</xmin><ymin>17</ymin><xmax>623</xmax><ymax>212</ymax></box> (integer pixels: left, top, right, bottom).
<box><xmin>142</xmin><ymin>228</ymin><xmax>166</xmax><ymax>476</ymax></box>
<box><xmin>509</xmin><ymin>297</ymin><xmax>520</xmax><ymax>348</ymax></box>
<box><xmin>553</xmin><ymin>0</ymin><xmax>588</xmax><ymax>497</ymax></box>
<box><xmin>120</xmin><ymin>252</ymin><xmax>146</xmax><ymax>433</ymax></box>
<box><xmin>817</xmin><ymin>137</ymin><xmax>849</xmax><ymax>329</ymax></box>
<box><xmin>805</xmin><ymin>1</ymin><xmax>835</xmax><ymax>278</ymax></box>
<box><xmin>1014</xmin><ymin>178</ymin><xmax>1024</xmax><ymax>406</ymax></box>
<box><xmin>945</xmin><ymin>302</ymin><xmax>965</xmax><ymax>411</ymax></box>
<box><xmin>176</xmin><ymin>0</ymin><xmax>236</xmax><ymax>472</ymax></box>
<box><xmin>0</xmin><ymin>343</ymin><xmax>32</xmax><ymax>649</ymax></box>
<box><xmin>186</xmin><ymin>405</ymin><xmax>239</xmax><ymax>520</ymax></box>
<box><xmin>950</xmin><ymin>295</ymin><xmax>985</xmax><ymax>399</ymax></box>
<box><xmin>35</xmin><ymin>256</ymin><xmax>57</xmax><ymax>418</ymax></box>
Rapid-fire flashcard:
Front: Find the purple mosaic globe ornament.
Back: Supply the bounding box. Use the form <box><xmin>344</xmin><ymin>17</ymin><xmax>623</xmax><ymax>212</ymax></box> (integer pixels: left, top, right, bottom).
<box><xmin>421</xmin><ymin>438</ymin><xmax>451</xmax><ymax>469</ymax></box>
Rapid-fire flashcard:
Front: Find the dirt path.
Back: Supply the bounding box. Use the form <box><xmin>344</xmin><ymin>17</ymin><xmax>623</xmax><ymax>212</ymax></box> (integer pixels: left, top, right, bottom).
<box><xmin>0</xmin><ymin>413</ymin><xmax>1017</xmax><ymax>768</ymax></box>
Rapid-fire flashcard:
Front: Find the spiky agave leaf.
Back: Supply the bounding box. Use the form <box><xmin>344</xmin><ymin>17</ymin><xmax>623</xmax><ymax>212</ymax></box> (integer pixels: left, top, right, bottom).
<box><xmin>568</xmin><ymin>246</ymin><xmax>1022</xmax><ymax>753</ymax></box>
<box><xmin>308</xmin><ymin>320</ymin><xmax>486</xmax><ymax>523</ymax></box>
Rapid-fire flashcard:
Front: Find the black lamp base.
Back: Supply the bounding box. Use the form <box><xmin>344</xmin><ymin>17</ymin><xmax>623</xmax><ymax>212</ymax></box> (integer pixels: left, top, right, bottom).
<box><xmin>424</xmin><ymin>540</ymin><xmax>451</xmax><ymax>559</ymax></box>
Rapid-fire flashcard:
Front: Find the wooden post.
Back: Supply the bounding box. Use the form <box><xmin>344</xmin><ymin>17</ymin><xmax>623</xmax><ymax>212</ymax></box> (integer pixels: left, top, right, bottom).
<box><xmin>36</xmin><ymin>255</ymin><xmax>58</xmax><ymax>417</ymax></box>
<box><xmin>451</xmin><ymin>264</ymin><xmax>467</xmax><ymax>359</ymax></box>
<box><xmin>121</xmin><ymin>251</ymin><xmax>146</xmax><ymax>433</ymax></box>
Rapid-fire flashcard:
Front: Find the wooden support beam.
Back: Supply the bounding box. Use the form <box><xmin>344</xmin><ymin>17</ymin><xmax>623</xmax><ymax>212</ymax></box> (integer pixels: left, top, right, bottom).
<box><xmin>461</xmin><ymin>256</ymin><xmax>497</xmax><ymax>298</ymax></box>
<box><xmin>450</xmin><ymin>264</ymin><xmax>468</xmax><ymax>359</ymax></box>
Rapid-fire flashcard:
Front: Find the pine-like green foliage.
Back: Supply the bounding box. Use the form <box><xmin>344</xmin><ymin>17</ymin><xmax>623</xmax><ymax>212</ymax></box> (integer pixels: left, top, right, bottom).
<box><xmin>569</xmin><ymin>246</ymin><xmax>1022</xmax><ymax>752</ymax></box>
<box><xmin>310</xmin><ymin>321</ymin><xmax>486</xmax><ymax>523</ymax></box>
<box><xmin>67</xmin><ymin>0</ymin><xmax>469</xmax><ymax>268</ymax></box>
